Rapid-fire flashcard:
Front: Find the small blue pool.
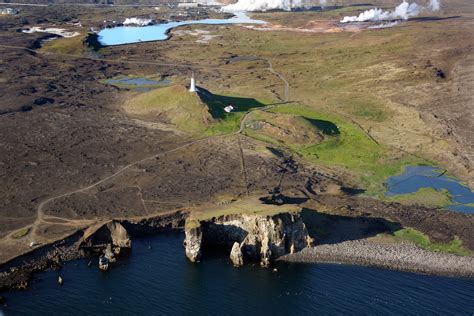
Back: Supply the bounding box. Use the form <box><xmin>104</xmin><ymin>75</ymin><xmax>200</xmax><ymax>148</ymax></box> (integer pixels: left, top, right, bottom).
<box><xmin>98</xmin><ymin>12</ymin><xmax>265</xmax><ymax>46</ymax></box>
<box><xmin>385</xmin><ymin>166</ymin><xmax>474</xmax><ymax>213</ymax></box>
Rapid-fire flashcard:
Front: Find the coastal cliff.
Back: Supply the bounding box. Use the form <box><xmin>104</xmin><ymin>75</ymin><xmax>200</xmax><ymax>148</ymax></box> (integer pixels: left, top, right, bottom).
<box><xmin>0</xmin><ymin>211</ymin><xmax>187</xmax><ymax>291</ymax></box>
<box><xmin>183</xmin><ymin>212</ymin><xmax>313</xmax><ymax>267</ymax></box>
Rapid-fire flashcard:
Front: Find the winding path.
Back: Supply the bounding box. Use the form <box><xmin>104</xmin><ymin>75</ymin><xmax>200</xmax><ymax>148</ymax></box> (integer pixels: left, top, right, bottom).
<box><xmin>24</xmin><ymin>54</ymin><xmax>291</xmax><ymax>244</ymax></box>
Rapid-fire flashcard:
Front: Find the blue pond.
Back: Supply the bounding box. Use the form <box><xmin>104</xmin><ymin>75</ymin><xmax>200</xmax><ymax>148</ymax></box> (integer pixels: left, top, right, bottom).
<box><xmin>104</xmin><ymin>77</ymin><xmax>170</xmax><ymax>87</ymax></box>
<box><xmin>104</xmin><ymin>77</ymin><xmax>171</xmax><ymax>92</ymax></box>
<box><xmin>98</xmin><ymin>12</ymin><xmax>265</xmax><ymax>46</ymax></box>
<box><xmin>385</xmin><ymin>166</ymin><xmax>474</xmax><ymax>213</ymax></box>
<box><xmin>2</xmin><ymin>233</ymin><xmax>473</xmax><ymax>315</ymax></box>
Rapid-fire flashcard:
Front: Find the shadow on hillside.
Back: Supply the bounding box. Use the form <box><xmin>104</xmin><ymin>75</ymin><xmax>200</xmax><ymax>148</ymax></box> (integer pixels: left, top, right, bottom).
<box><xmin>197</xmin><ymin>87</ymin><xmax>265</xmax><ymax>119</ymax></box>
<box><xmin>301</xmin><ymin>208</ymin><xmax>401</xmax><ymax>245</ymax></box>
<box><xmin>307</xmin><ymin>118</ymin><xmax>340</xmax><ymax>136</ymax></box>
<box><xmin>410</xmin><ymin>16</ymin><xmax>462</xmax><ymax>22</ymax></box>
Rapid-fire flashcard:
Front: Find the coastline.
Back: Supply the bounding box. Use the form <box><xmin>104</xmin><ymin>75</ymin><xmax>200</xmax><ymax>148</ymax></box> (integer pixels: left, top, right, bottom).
<box><xmin>2</xmin><ymin>203</ymin><xmax>474</xmax><ymax>292</ymax></box>
<box><xmin>0</xmin><ymin>211</ymin><xmax>187</xmax><ymax>291</ymax></box>
<box><xmin>280</xmin><ymin>238</ymin><xmax>474</xmax><ymax>278</ymax></box>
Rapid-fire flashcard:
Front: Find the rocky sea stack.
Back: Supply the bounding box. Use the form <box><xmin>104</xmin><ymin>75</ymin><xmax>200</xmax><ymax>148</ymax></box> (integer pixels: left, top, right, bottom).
<box><xmin>183</xmin><ymin>212</ymin><xmax>313</xmax><ymax>267</ymax></box>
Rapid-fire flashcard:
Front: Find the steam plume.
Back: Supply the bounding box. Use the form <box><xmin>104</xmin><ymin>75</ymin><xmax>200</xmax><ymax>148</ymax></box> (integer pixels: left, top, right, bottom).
<box><xmin>340</xmin><ymin>1</ymin><xmax>420</xmax><ymax>23</ymax></box>
<box><xmin>223</xmin><ymin>0</ymin><xmax>302</xmax><ymax>12</ymax></box>
<box><xmin>428</xmin><ymin>0</ymin><xmax>440</xmax><ymax>11</ymax></box>
<box><xmin>340</xmin><ymin>0</ymin><xmax>441</xmax><ymax>23</ymax></box>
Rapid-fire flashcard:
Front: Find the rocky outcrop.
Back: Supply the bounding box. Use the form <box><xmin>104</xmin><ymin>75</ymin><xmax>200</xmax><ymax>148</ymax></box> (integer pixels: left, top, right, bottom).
<box><xmin>80</xmin><ymin>221</ymin><xmax>132</xmax><ymax>266</ymax></box>
<box><xmin>184</xmin><ymin>212</ymin><xmax>313</xmax><ymax>267</ymax></box>
<box><xmin>108</xmin><ymin>221</ymin><xmax>132</xmax><ymax>248</ymax></box>
<box><xmin>230</xmin><ymin>242</ymin><xmax>244</xmax><ymax>267</ymax></box>
<box><xmin>0</xmin><ymin>231</ymin><xmax>85</xmax><ymax>291</ymax></box>
<box><xmin>184</xmin><ymin>225</ymin><xmax>202</xmax><ymax>262</ymax></box>
<box><xmin>81</xmin><ymin>220</ymin><xmax>131</xmax><ymax>250</ymax></box>
<box><xmin>0</xmin><ymin>211</ymin><xmax>187</xmax><ymax>291</ymax></box>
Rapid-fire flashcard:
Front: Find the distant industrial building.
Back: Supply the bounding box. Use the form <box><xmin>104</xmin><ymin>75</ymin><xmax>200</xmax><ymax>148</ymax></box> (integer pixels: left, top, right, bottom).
<box><xmin>177</xmin><ymin>2</ymin><xmax>199</xmax><ymax>8</ymax></box>
<box><xmin>1</xmin><ymin>8</ymin><xmax>19</xmax><ymax>15</ymax></box>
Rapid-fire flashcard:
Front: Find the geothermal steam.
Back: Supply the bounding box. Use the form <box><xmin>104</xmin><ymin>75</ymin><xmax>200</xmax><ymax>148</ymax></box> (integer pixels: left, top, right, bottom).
<box><xmin>223</xmin><ymin>0</ymin><xmax>328</xmax><ymax>12</ymax></box>
<box><xmin>224</xmin><ymin>0</ymin><xmax>302</xmax><ymax>12</ymax></box>
<box><xmin>428</xmin><ymin>0</ymin><xmax>441</xmax><ymax>11</ymax></box>
<box><xmin>340</xmin><ymin>0</ymin><xmax>441</xmax><ymax>23</ymax></box>
<box><xmin>223</xmin><ymin>0</ymin><xmax>440</xmax><ymax>15</ymax></box>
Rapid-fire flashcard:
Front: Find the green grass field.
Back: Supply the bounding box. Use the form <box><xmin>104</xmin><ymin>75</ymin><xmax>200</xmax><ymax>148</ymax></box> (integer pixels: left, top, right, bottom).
<box><xmin>262</xmin><ymin>103</ymin><xmax>423</xmax><ymax>195</ymax></box>
<box><xmin>41</xmin><ymin>33</ymin><xmax>87</xmax><ymax>55</ymax></box>
<box><xmin>387</xmin><ymin>227</ymin><xmax>472</xmax><ymax>256</ymax></box>
<box><xmin>386</xmin><ymin>187</ymin><xmax>453</xmax><ymax>208</ymax></box>
<box><xmin>11</xmin><ymin>228</ymin><xmax>29</xmax><ymax>239</ymax></box>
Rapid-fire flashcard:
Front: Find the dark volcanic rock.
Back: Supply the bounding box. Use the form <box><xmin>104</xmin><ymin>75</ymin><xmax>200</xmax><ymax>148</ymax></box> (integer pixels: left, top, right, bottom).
<box><xmin>33</xmin><ymin>97</ymin><xmax>55</xmax><ymax>106</ymax></box>
<box><xmin>0</xmin><ymin>231</ymin><xmax>85</xmax><ymax>292</ymax></box>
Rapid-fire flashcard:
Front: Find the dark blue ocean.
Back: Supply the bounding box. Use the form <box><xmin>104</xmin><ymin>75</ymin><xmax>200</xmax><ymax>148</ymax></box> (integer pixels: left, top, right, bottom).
<box><xmin>2</xmin><ymin>232</ymin><xmax>473</xmax><ymax>315</ymax></box>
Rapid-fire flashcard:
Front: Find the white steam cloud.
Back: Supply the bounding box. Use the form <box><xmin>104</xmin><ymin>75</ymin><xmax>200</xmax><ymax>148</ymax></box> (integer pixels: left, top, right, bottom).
<box><xmin>223</xmin><ymin>0</ymin><xmax>327</xmax><ymax>12</ymax></box>
<box><xmin>428</xmin><ymin>0</ymin><xmax>440</xmax><ymax>11</ymax></box>
<box><xmin>123</xmin><ymin>17</ymin><xmax>153</xmax><ymax>26</ymax></box>
<box><xmin>223</xmin><ymin>0</ymin><xmax>302</xmax><ymax>12</ymax></box>
<box><xmin>340</xmin><ymin>0</ymin><xmax>441</xmax><ymax>23</ymax></box>
<box><xmin>223</xmin><ymin>0</ymin><xmax>440</xmax><ymax>15</ymax></box>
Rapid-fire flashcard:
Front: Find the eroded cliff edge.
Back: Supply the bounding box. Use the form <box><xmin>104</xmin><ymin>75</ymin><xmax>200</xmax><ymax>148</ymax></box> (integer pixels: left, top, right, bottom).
<box><xmin>184</xmin><ymin>212</ymin><xmax>313</xmax><ymax>267</ymax></box>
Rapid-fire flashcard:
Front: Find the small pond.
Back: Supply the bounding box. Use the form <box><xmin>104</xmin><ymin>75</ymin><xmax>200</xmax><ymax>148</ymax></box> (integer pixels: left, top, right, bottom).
<box><xmin>385</xmin><ymin>166</ymin><xmax>474</xmax><ymax>213</ymax></box>
<box><xmin>104</xmin><ymin>77</ymin><xmax>171</xmax><ymax>92</ymax></box>
<box><xmin>98</xmin><ymin>12</ymin><xmax>265</xmax><ymax>46</ymax></box>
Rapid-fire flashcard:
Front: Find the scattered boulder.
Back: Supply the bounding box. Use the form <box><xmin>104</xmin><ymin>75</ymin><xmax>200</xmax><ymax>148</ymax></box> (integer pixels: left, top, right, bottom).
<box><xmin>435</xmin><ymin>69</ymin><xmax>446</xmax><ymax>79</ymax></box>
<box><xmin>104</xmin><ymin>244</ymin><xmax>116</xmax><ymax>263</ymax></box>
<box><xmin>33</xmin><ymin>97</ymin><xmax>54</xmax><ymax>106</ymax></box>
<box><xmin>21</xmin><ymin>105</ymin><xmax>33</xmax><ymax>112</ymax></box>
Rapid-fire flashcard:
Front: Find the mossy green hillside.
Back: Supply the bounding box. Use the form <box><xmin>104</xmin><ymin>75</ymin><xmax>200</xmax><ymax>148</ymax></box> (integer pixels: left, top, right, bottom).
<box><xmin>387</xmin><ymin>227</ymin><xmax>472</xmax><ymax>256</ymax></box>
<box><xmin>40</xmin><ymin>33</ymin><xmax>87</xmax><ymax>55</ymax></box>
<box><xmin>244</xmin><ymin>110</ymin><xmax>336</xmax><ymax>149</ymax></box>
<box><xmin>252</xmin><ymin>103</ymin><xmax>423</xmax><ymax>195</ymax></box>
<box><xmin>123</xmin><ymin>85</ymin><xmax>212</xmax><ymax>134</ymax></box>
<box><xmin>386</xmin><ymin>187</ymin><xmax>453</xmax><ymax>208</ymax></box>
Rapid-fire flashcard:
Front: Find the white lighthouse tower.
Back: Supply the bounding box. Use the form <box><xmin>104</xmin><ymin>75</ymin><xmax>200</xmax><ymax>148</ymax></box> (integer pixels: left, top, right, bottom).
<box><xmin>189</xmin><ymin>73</ymin><xmax>196</xmax><ymax>92</ymax></box>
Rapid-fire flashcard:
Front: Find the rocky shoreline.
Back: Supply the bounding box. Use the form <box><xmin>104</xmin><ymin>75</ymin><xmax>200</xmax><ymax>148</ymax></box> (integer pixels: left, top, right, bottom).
<box><xmin>280</xmin><ymin>239</ymin><xmax>474</xmax><ymax>278</ymax></box>
<box><xmin>0</xmin><ymin>211</ymin><xmax>187</xmax><ymax>292</ymax></box>
<box><xmin>1</xmin><ymin>206</ymin><xmax>473</xmax><ymax>292</ymax></box>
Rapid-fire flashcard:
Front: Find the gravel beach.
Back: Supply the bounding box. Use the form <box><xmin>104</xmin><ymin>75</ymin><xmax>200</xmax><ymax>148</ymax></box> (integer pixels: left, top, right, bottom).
<box><xmin>280</xmin><ymin>239</ymin><xmax>474</xmax><ymax>277</ymax></box>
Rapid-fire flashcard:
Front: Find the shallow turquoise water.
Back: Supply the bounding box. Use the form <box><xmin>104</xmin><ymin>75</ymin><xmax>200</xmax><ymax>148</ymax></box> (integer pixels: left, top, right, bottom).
<box><xmin>98</xmin><ymin>12</ymin><xmax>265</xmax><ymax>46</ymax></box>
<box><xmin>386</xmin><ymin>166</ymin><xmax>474</xmax><ymax>213</ymax></box>
<box><xmin>2</xmin><ymin>233</ymin><xmax>473</xmax><ymax>315</ymax></box>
